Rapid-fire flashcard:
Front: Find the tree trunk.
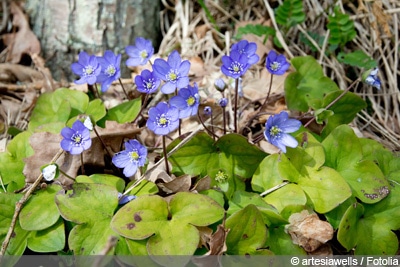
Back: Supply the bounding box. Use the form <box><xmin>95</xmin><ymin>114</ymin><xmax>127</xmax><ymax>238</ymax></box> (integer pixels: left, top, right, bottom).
<box><xmin>25</xmin><ymin>0</ymin><xmax>161</xmax><ymax>82</ymax></box>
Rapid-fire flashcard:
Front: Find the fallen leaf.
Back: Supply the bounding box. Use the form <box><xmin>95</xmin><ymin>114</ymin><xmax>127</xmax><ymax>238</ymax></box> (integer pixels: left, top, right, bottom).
<box><xmin>206</xmin><ymin>223</ymin><xmax>230</xmax><ymax>255</ymax></box>
<box><xmin>2</xmin><ymin>2</ymin><xmax>41</xmax><ymax>63</ymax></box>
<box><xmin>158</xmin><ymin>174</ymin><xmax>192</xmax><ymax>194</ymax></box>
<box><xmin>285</xmin><ymin>210</ymin><xmax>333</xmax><ymax>252</ymax></box>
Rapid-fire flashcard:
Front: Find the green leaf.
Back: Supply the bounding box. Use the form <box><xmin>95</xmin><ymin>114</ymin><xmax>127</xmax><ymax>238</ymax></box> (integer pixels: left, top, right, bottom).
<box><xmin>252</xmin><ymin>154</ymin><xmax>287</xmax><ymax>193</ymax></box>
<box><xmin>0</xmin><ymin>193</ymin><xmax>29</xmax><ymax>255</ymax></box>
<box><xmin>20</xmin><ymin>184</ymin><xmax>62</xmax><ymax>231</ymax></box>
<box><xmin>0</xmin><ymin>131</ymin><xmax>33</xmax><ymax>191</ymax></box>
<box><xmin>75</xmin><ymin>174</ymin><xmax>125</xmax><ymax>193</ymax></box>
<box><xmin>337</xmin><ymin>185</ymin><xmax>400</xmax><ymax>254</ymax></box>
<box><xmin>285</xmin><ymin>56</ymin><xmax>338</xmax><ymax>112</ymax></box>
<box><xmin>298</xmin><ymin>165</ymin><xmax>352</xmax><ymax>213</ymax></box>
<box><xmin>104</xmin><ymin>98</ymin><xmax>141</xmax><ymax>123</ymax></box>
<box><xmin>227</xmin><ymin>191</ymin><xmax>287</xmax><ymax>226</ymax></box>
<box><xmin>266</xmin><ymin>226</ymin><xmax>306</xmax><ymax>255</ymax></box>
<box><xmin>263</xmin><ymin>184</ymin><xmax>307</xmax><ymax>213</ymax></box>
<box><xmin>327</xmin><ymin>7</ymin><xmax>357</xmax><ymax>46</ymax></box>
<box><xmin>337</xmin><ymin>50</ymin><xmax>377</xmax><ymax>69</ymax></box>
<box><xmin>314</xmin><ymin>108</ymin><xmax>334</xmax><ymax>124</ymax></box>
<box><xmin>55</xmin><ymin>183</ymin><xmax>119</xmax><ymax>255</ymax></box>
<box><xmin>320</xmin><ymin>91</ymin><xmax>366</xmax><ymax>137</ymax></box>
<box><xmin>27</xmin><ymin>218</ymin><xmax>65</xmax><ymax>252</ymax></box>
<box><xmin>28</xmin><ymin>88</ymin><xmax>90</xmax><ymax>132</ymax></box>
<box><xmin>337</xmin><ymin>202</ymin><xmax>364</xmax><ymax>250</ymax></box>
<box><xmin>225</xmin><ymin>204</ymin><xmax>267</xmax><ymax>254</ymax></box>
<box><xmin>111</xmin><ymin>192</ymin><xmax>224</xmax><ymax>262</ymax></box>
<box><xmin>322</xmin><ymin>125</ymin><xmax>390</xmax><ymax>203</ymax></box>
<box><xmin>235</xmin><ymin>24</ymin><xmax>276</xmax><ymax>42</ymax></box>
<box><xmin>125</xmin><ymin>179</ymin><xmax>159</xmax><ymax>196</ymax></box>
<box><xmin>86</xmin><ymin>98</ymin><xmax>107</xmax><ymax>123</ymax></box>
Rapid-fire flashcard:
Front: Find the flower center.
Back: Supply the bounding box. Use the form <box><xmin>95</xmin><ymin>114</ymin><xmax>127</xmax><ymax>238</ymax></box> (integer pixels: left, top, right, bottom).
<box><xmin>157</xmin><ymin>114</ymin><xmax>169</xmax><ymax>127</ymax></box>
<box><xmin>167</xmin><ymin>70</ymin><xmax>178</xmax><ymax>82</ymax></box>
<box><xmin>144</xmin><ymin>79</ymin><xmax>154</xmax><ymax>90</ymax></box>
<box><xmin>72</xmin><ymin>133</ymin><xmax>83</xmax><ymax>145</ymax></box>
<box><xmin>269</xmin><ymin>126</ymin><xmax>282</xmax><ymax>138</ymax></box>
<box><xmin>187</xmin><ymin>96</ymin><xmax>196</xmax><ymax>106</ymax></box>
<box><xmin>140</xmin><ymin>50</ymin><xmax>148</xmax><ymax>59</ymax></box>
<box><xmin>215</xmin><ymin>170</ymin><xmax>228</xmax><ymax>183</ymax></box>
<box><xmin>230</xmin><ymin>62</ymin><xmax>243</xmax><ymax>74</ymax></box>
<box><xmin>105</xmin><ymin>65</ymin><xmax>116</xmax><ymax>76</ymax></box>
<box><xmin>84</xmin><ymin>66</ymin><xmax>94</xmax><ymax>76</ymax></box>
<box><xmin>129</xmin><ymin>151</ymin><xmax>139</xmax><ymax>161</ymax></box>
<box><xmin>270</xmin><ymin>62</ymin><xmax>281</xmax><ymax>71</ymax></box>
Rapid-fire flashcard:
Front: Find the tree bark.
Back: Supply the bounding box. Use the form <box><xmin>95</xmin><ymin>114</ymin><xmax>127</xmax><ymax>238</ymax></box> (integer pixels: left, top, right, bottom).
<box><xmin>25</xmin><ymin>0</ymin><xmax>161</xmax><ymax>82</ymax></box>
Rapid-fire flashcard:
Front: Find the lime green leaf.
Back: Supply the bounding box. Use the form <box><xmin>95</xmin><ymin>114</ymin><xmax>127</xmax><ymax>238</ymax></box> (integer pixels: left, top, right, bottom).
<box><xmin>27</xmin><ymin>218</ymin><xmax>65</xmax><ymax>252</ymax></box>
<box><xmin>20</xmin><ymin>184</ymin><xmax>62</xmax><ymax>231</ymax></box>
<box><xmin>337</xmin><ymin>202</ymin><xmax>364</xmax><ymax>250</ymax></box>
<box><xmin>55</xmin><ymin>183</ymin><xmax>119</xmax><ymax>255</ymax></box>
<box><xmin>323</xmin><ymin>125</ymin><xmax>390</xmax><ymax>203</ymax></box>
<box><xmin>125</xmin><ymin>179</ymin><xmax>159</xmax><ymax>196</ymax></box>
<box><xmin>314</xmin><ymin>108</ymin><xmax>334</xmax><ymax>124</ymax></box>
<box><xmin>320</xmin><ymin>91</ymin><xmax>366</xmax><ymax>137</ymax></box>
<box><xmin>225</xmin><ymin>204</ymin><xmax>267</xmax><ymax>254</ymax></box>
<box><xmin>252</xmin><ymin>154</ymin><xmax>285</xmax><ymax>193</ymax></box>
<box><xmin>104</xmin><ymin>98</ymin><xmax>141</xmax><ymax>123</ymax></box>
<box><xmin>266</xmin><ymin>226</ymin><xmax>306</xmax><ymax>255</ymax></box>
<box><xmin>86</xmin><ymin>98</ymin><xmax>107</xmax><ymax>123</ymax></box>
<box><xmin>0</xmin><ymin>193</ymin><xmax>28</xmax><ymax>255</ymax></box>
<box><xmin>263</xmin><ymin>184</ymin><xmax>307</xmax><ymax>213</ymax></box>
<box><xmin>75</xmin><ymin>174</ymin><xmax>125</xmax><ymax>193</ymax></box>
<box><xmin>298</xmin><ymin>166</ymin><xmax>352</xmax><ymax>213</ymax></box>
<box><xmin>111</xmin><ymin>192</ymin><xmax>224</xmax><ymax>262</ymax></box>
<box><xmin>0</xmin><ymin>131</ymin><xmax>33</xmax><ymax>191</ymax></box>
<box><xmin>227</xmin><ymin>191</ymin><xmax>287</xmax><ymax>226</ymax></box>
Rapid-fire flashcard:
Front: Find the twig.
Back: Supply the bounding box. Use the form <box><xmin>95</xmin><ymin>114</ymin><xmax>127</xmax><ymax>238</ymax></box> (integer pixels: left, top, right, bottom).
<box><xmin>91</xmin><ymin>236</ymin><xmax>118</xmax><ymax>267</ymax></box>
<box><xmin>260</xmin><ymin>181</ymin><xmax>289</xmax><ymax>197</ymax></box>
<box><xmin>0</xmin><ymin>149</ymin><xmax>64</xmax><ymax>256</ymax></box>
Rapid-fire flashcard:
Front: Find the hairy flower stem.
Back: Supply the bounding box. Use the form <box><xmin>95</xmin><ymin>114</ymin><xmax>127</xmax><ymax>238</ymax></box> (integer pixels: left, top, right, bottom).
<box><xmin>93</xmin><ymin>127</ymin><xmax>113</xmax><ymax>160</ymax></box>
<box><xmin>259</xmin><ymin>74</ymin><xmax>274</xmax><ymax>111</ymax></box>
<box><xmin>132</xmin><ymin>93</ymin><xmax>149</xmax><ymax>125</ymax></box>
<box><xmin>234</xmin><ymin>78</ymin><xmax>239</xmax><ymax>133</ymax></box>
<box><xmin>222</xmin><ymin>107</ymin><xmax>227</xmax><ymax>134</ymax></box>
<box><xmin>118</xmin><ymin>78</ymin><xmax>130</xmax><ymax>100</ymax></box>
<box><xmin>197</xmin><ymin>111</ymin><xmax>219</xmax><ymax>139</ymax></box>
<box><xmin>88</xmin><ymin>84</ymin><xmax>101</xmax><ymax>99</ymax></box>
<box><xmin>59</xmin><ymin>169</ymin><xmax>75</xmax><ymax>181</ymax></box>
<box><xmin>0</xmin><ymin>149</ymin><xmax>64</xmax><ymax>256</ymax></box>
<box><xmin>162</xmin><ymin>135</ymin><xmax>170</xmax><ymax>175</ymax></box>
<box><xmin>304</xmin><ymin>78</ymin><xmax>361</xmax><ymax>128</ymax></box>
<box><xmin>80</xmin><ymin>153</ymin><xmax>85</xmax><ymax>175</ymax></box>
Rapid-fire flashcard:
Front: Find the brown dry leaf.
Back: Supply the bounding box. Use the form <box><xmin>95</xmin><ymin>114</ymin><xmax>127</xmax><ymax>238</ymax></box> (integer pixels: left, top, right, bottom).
<box><xmin>244</xmin><ymin>68</ymin><xmax>288</xmax><ymax>101</ymax></box>
<box><xmin>197</xmin><ymin>226</ymin><xmax>213</xmax><ymax>248</ymax></box>
<box><xmin>192</xmin><ymin>176</ymin><xmax>211</xmax><ymax>192</ymax></box>
<box><xmin>158</xmin><ymin>174</ymin><xmax>192</xmax><ymax>194</ymax></box>
<box><xmin>0</xmin><ymin>63</ymin><xmax>43</xmax><ymax>84</ymax></box>
<box><xmin>285</xmin><ymin>210</ymin><xmax>333</xmax><ymax>252</ymax></box>
<box><xmin>189</xmin><ymin>56</ymin><xmax>206</xmax><ymax>81</ymax></box>
<box><xmin>205</xmin><ymin>224</ymin><xmax>230</xmax><ymax>255</ymax></box>
<box><xmin>2</xmin><ymin>2</ymin><xmax>41</xmax><ymax>63</ymax></box>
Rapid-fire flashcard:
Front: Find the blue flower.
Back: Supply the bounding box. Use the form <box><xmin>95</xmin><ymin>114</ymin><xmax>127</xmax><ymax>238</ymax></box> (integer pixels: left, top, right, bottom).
<box><xmin>363</xmin><ymin>68</ymin><xmax>381</xmax><ymax>90</ymax></box>
<box><xmin>204</xmin><ymin>106</ymin><xmax>212</xmax><ymax>116</ymax></box>
<box><xmin>134</xmin><ymin>69</ymin><xmax>160</xmax><ymax>94</ymax></box>
<box><xmin>264</xmin><ymin>111</ymin><xmax>301</xmax><ymax>153</ymax></box>
<box><xmin>112</xmin><ymin>139</ymin><xmax>147</xmax><ymax>177</ymax></box>
<box><xmin>169</xmin><ymin>83</ymin><xmax>200</xmax><ymax>119</ymax></box>
<box><xmin>214</xmin><ymin>78</ymin><xmax>227</xmax><ymax>92</ymax></box>
<box><xmin>96</xmin><ymin>50</ymin><xmax>121</xmax><ymax>92</ymax></box>
<box><xmin>221</xmin><ymin>50</ymin><xmax>250</xmax><ymax>79</ymax></box>
<box><xmin>71</xmin><ymin>51</ymin><xmax>101</xmax><ymax>85</ymax></box>
<box><xmin>231</xmin><ymin>40</ymin><xmax>259</xmax><ymax>65</ymax></box>
<box><xmin>218</xmin><ymin>98</ymin><xmax>228</xmax><ymax>108</ymax></box>
<box><xmin>152</xmin><ymin>50</ymin><xmax>191</xmax><ymax>94</ymax></box>
<box><xmin>125</xmin><ymin>37</ymin><xmax>154</xmax><ymax>66</ymax></box>
<box><xmin>60</xmin><ymin>120</ymin><xmax>92</xmax><ymax>155</ymax></box>
<box><xmin>266</xmin><ymin>50</ymin><xmax>290</xmax><ymax>75</ymax></box>
<box><xmin>146</xmin><ymin>102</ymin><xmax>180</xmax><ymax>135</ymax></box>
